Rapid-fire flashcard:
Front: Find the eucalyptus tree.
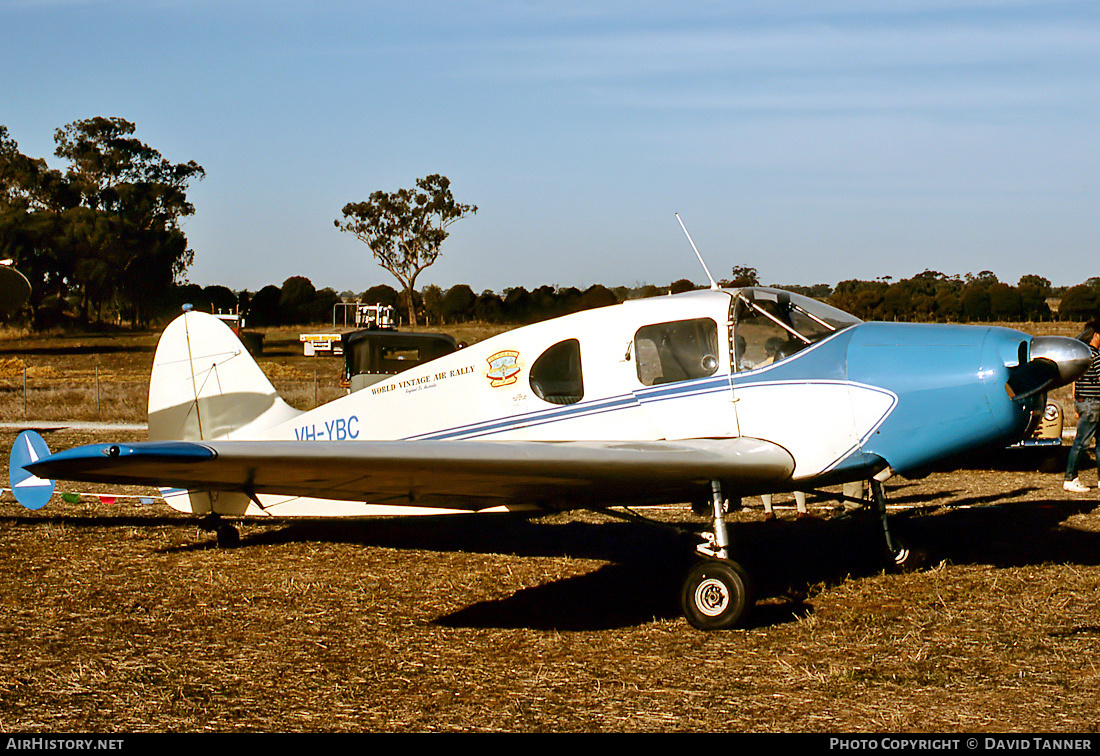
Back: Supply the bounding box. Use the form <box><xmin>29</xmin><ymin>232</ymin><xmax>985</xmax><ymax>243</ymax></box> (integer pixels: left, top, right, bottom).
<box><xmin>0</xmin><ymin>118</ymin><xmax>204</xmax><ymax>325</ymax></box>
<box><xmin>335</xmin><ymin>174</ymin><xmax>476</xmax><ymax>326</ymax></box>
<box><xmin>54</xmin><ymin>117</ymin><xmax>205</xmax><ymax>324</ymax></box>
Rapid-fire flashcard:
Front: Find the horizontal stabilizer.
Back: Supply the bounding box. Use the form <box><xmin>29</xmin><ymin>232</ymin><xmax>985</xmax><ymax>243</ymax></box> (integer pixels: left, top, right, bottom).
<box><xmin>9</xmin><ymin>430</ymin><xmax>55</xmax><ymax>510</ymax></box>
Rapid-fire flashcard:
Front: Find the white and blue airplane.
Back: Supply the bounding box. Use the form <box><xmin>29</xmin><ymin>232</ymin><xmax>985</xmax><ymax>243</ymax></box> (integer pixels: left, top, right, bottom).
<box><xmin>9</xmin><ymin>285</ymin><xmax>1091</xmax><ymax>629</ymax></box>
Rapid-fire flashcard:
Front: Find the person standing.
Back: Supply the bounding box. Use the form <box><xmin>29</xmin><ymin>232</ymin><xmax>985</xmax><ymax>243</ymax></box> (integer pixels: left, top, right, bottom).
<box><xmin>761</xmin><ymin>491</ymin><xmax>811</xmax><ymax>519</ymax></box>
<box><xmin>1063</xmin><ymin>320</ymin><xmax>1100</xmax><ymax>492</ymax></box>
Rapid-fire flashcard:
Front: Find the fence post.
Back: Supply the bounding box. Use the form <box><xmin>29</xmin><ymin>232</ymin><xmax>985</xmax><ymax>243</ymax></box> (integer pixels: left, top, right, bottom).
<box><xmin>96</xmin><ymin>366</ymin><xmax>100</xmax><ymax>415</ymax></box>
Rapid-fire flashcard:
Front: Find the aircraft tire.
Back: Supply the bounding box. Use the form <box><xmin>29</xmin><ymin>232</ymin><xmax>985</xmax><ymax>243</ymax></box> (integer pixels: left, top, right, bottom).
<box><xmin>681</xmin><ymin>559</ymin><xmax>753</xmax><ymax>630</ymax></box>
<box><xmin>216</xmin><ymin>523</ymin><xmax>240</xmax><ymax>549</ymax></box>
<box><xmin>890</xmin><ymin>544</ymin><xmax>928</xmax><ymax>573</ymax></box>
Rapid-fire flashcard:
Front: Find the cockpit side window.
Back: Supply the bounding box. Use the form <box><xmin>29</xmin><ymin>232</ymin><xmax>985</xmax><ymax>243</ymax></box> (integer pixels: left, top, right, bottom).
<box><xmin>734</xmin><ymin>303</ymin><xmax>798</xmax><ymax>371</ymax></box>
<box><xmin>634</xmin><ymin>318</ymin><xmax>720</xmax><ymax>386</ymax></box>
<box><xmin>530</xmin><ymin>339</ymin><xmax>584</xmax><ymax>405</ymax></box>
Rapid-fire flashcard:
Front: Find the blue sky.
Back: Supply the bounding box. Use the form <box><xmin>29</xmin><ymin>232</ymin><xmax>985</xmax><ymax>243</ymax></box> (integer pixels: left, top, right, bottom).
<box><xmin>3</xmin><ymin>0</ymin><xmax>1098</xmax><ymax>294</ymax></box>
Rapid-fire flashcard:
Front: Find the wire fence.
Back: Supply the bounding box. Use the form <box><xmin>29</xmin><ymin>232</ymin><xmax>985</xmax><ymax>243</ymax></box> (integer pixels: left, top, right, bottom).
<box><xmin>0</xmin><ymin>365</ymin><xmax>346</xmax><ymax>425</ymax></box>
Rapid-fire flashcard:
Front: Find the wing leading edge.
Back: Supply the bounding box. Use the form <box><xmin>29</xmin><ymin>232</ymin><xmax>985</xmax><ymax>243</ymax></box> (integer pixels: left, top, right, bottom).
<box><xmin>27</xmin><ymin>437</ymin><xmax>795</xmax><ymax>511</ymax></box>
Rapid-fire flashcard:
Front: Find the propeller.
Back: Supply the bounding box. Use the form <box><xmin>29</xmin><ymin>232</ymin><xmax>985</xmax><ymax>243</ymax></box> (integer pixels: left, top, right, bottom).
<box><xmin>1006</xmin><ymin>336</ymin><xmax>1092</xmax><ymax>402</ymax></box>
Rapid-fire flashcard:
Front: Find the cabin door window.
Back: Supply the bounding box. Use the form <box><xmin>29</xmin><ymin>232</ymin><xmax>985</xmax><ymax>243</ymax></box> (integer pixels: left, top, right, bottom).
<box><xmin>633</xmin><ymin>318</ymin><xmax>719</xmax><ymax>386</ymax></box>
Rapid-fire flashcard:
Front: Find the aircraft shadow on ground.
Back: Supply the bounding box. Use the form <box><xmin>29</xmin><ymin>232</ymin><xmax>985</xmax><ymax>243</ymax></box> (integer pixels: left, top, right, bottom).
<box><xmin>7</xmin><ymin>491</ymin><xmax>1096</xmax><ymax>632</ymax></box>
<box><xmin>234</xmin><ymin>496</ymin><xmax>1100</xmax><ymax>631</ymax></box>
<box><xmin>0</xmin><ymin>513</ymin><xmax>198</xmax><ymax>530</ymax></box>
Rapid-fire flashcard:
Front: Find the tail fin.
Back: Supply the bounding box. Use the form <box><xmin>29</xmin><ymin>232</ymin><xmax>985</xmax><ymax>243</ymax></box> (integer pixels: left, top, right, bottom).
<box><xmin>148</xmin><ymin>310</ymin><xmax>302</xmax><ymax>441</ymax></box>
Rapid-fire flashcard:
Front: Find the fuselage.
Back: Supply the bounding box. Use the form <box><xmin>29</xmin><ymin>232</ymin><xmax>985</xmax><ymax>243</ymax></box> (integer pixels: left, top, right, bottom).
<box><xmin>27</xmin><ymin>286</ymin><xmax>1085</xmax><ymax>518</ymax></box>
<box><xmin>254</xmin><ymin>287</ymin><xmax>1044</xmax><ymax>488</ymax></box>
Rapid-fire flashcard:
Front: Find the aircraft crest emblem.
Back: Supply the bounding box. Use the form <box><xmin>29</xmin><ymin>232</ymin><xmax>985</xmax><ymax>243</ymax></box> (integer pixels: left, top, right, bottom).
<box><xmin>486</xmin><ymin>350</ymin><xmax>521</xmax><ymax>387</ymax></box>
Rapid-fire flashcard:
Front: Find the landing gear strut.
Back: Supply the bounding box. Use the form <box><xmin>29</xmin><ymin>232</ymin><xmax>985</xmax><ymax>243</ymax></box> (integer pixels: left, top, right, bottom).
<box><xmin>870</xmin><ymin>478</ymin><xmax>926</xmax><ymax>571</ymax></box>
<box><xmin>696</xmin><ymin>480</ymin><xmax>730</xmax><ymax>559</ymax></box>
<box><xmin>681</xmin><ymin>480</ymin><xmax>755</xmax><ymax>630</ymax></box>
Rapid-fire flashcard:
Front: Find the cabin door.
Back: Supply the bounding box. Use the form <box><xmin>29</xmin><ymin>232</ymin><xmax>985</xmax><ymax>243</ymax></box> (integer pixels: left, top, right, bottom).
<box><xmin>630</xmin><ymin>310</ymin><xmax>740</xmax><ymax>440</ymax></box>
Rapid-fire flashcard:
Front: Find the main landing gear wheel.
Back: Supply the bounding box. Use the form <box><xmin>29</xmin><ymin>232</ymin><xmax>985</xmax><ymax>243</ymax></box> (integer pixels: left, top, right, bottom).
<box><xmin>681</xmin><ymin>559</ymin><xmax>754</xmax><ymax>631</ymax></box>
<box><xmin>890</xmin><ymin>542</ymin><xmax>928</xmax><ymax>572</ymax></box>
<box><xmin>869</xmin><ymin>478</ymin><xmax>927</xmax><ymax>572</ymax></box>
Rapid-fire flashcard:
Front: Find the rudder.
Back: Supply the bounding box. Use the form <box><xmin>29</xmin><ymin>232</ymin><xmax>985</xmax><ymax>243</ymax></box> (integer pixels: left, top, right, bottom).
<box><xmin>148</xmin><ymin>310</ymin><xmax>302</xmax><ymax>441</ymax></box>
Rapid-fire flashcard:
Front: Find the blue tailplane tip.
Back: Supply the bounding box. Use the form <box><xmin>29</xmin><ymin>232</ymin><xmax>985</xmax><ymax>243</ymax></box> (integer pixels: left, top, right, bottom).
<box><xmin>9</xmin><ymin>430</ymin><xmax>55</xmax><ymax>510</ymax></box>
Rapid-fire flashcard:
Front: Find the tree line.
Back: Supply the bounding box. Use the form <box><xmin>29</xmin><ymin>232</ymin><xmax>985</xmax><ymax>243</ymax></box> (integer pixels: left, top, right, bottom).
<box><xmin>817</xmin><ymin>270</ymin><xmax>1058</xmax><ymax>323</ymax></box>
<box><xmin>178</xmin><ymin>277</ymin><xmax>632</xmax><ymax>327</ymax></box>
<box><xmin>3</xmin><ymin>118</ymin><xmax>1098</xmax><ymax>332</ymax></box>
<box><xmin>185</xmin><ymin>268</ymin><xmax>1091</xmax><ymax>329</ymax></box>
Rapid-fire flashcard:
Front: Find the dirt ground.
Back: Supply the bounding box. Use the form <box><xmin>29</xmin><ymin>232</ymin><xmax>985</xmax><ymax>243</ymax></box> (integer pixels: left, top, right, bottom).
<box><xmin>2</xmin><ymin>427</ymin><xmax>1099</xmax><ymax>733</ymax></box>
<box><xmin>1</xmin><ymin>318</ymin><xmax>1096</xmax><ymax>733</ymax></box>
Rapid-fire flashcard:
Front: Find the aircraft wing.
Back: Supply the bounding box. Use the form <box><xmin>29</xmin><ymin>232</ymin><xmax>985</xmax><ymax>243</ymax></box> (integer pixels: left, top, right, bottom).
<box><xmin>25</xmin><ymin>437</ymin><xmax>795</xmax><ymax>510</ymax></box>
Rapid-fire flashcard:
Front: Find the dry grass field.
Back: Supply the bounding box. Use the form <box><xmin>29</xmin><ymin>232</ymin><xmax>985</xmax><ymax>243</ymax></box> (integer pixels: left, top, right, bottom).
<box><xmin>0</xmin><ymin>322</ymin><xmax>511</xmax><ymax>423</ymax></box>
<box><xmin>1</xmin><ymin>319</ymin><xmax>1099</xmax><ymax>733</ymax></box>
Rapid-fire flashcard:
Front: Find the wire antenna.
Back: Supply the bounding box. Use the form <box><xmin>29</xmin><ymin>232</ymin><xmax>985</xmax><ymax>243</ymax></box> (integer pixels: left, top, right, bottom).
<box><xmin>675</xmin><ymin>213</ymin><xmax>719</xmax><ymax>290</ymax></box>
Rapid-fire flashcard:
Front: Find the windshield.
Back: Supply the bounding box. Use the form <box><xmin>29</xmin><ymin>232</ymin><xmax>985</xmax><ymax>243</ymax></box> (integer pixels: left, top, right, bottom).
<box><xmin>732</xmin><ymin>288</ymin><xmax>860</xmax><ymax>372</ymax></box>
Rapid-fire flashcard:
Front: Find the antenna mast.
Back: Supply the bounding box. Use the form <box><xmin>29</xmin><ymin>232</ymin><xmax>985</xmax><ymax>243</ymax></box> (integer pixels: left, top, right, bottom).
<box><xmin>675</xmin><ymin>213</ymin><xmax>719</xmax><ymax>290</ymax></box>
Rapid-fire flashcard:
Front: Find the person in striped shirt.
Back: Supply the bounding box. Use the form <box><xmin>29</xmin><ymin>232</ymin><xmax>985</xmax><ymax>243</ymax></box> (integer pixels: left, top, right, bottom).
<box><xmin>1063</xmin><ymin>320</ymin><xmax>1100</xmax><ymax>493</ymax></box>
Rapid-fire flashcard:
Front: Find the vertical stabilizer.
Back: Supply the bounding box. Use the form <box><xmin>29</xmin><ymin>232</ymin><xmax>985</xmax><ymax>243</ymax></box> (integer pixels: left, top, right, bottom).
<box><xmin>148</xmin><ymin>311</ymin><xmax>302</xmax><ymax>441</ymax></box>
